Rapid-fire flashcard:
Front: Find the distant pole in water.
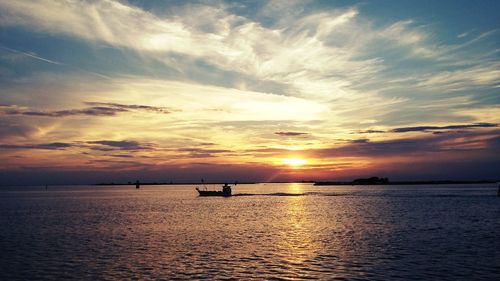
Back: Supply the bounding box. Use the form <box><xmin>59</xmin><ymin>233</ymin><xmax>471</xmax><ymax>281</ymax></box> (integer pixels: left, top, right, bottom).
<box><xmin>136</xmin><ymin>180</ymin><xmax>140</xmax><ymax>189</ymax></box>
<box><xmin>45</xmin><ymin>184</ymin><xmax>48</xmax><ymax>190</ymax></box>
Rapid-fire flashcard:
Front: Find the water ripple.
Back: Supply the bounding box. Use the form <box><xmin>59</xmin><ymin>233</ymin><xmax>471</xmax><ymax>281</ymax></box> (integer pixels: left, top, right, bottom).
<box><xmin>0</xmin><ymin>183</ymin><xmax>499</xmax><ymax>280</ymax></box>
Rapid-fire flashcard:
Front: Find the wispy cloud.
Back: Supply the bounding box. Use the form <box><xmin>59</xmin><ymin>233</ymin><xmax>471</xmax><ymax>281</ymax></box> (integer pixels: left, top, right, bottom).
<box><xmin>0</xmin><ymin>142</ymin><xmax>71</xmax><ymax>150</ymax></box>
<box><xmin>355</xmin><ymin>122</ymin><xmax>498</xmax><ymax>134</ymax></box>
<box><xmin>275</xmin><ymin>131</ymin><xmax>308</xmax><ymax>136</ymax></box>
<box><xmin>0</xmin><ymin>102</ymin><xmax>172</xmax><ymax>117</ymax></box>
<box><xmin>1</xmin><ymin>0</ymin><xmax>497</xmax><ymax>121</ymax></box>
<box><xmin>84</xmin><ymin>102</ymin><xmax>172</xmax><ymax>114</ymax></box>
<box><xmin>391</xmin><ymin>123</ymin><xmax>497</xmax><ymax>133</ymax></box>
<box><xmin>1</xmin><ymin>105</ymin><xmax>126</xmax><ymax>117</ymax></box>
<box><xmin>0</xmin><ymin>2</ymin><xmax>445</xmax><ymax>95</ymax></box>
<box><xmin>87</xmin><ymin>140</ymin><xmax>150</xmax><ymax>151</ymax></box>
<box><xmin>177</xmin><ymin>147</ymin><xmax>232</xmax><ymax>158</ymax></box>
<box><xmin>415</xmin><ymin>63</ymin><xmax>500</xmax><ymax>92</ymax></box>
<box><xmin>0</xmin><ymin>139</ymin><xmax>151</xmax><ymax>152</ymax></box>
<box><xmin>0</xmin><ymin>45</ymin><xmax>62</xmax><ymax>65</ymax></box>
<box><xmin>0</xmin><ymin>45</ymin><xmax>113</xmax><ymax>80</ymax></box>
<box><xmin>354</xmin><ymin>130</ymin><xmax>385</xmax><ymax>134</ymax></box>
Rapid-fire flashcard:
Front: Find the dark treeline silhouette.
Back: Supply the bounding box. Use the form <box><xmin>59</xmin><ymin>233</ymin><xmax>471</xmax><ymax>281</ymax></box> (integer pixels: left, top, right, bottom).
<box><xmin>315</xmin><ymin>177</ymin><xmax>497</xmax><ymax>186</ymax></box>
<box><xmin>352</xmin><ymin>177</ymin><xmax>389</xmax><ymax>184</ymax></box>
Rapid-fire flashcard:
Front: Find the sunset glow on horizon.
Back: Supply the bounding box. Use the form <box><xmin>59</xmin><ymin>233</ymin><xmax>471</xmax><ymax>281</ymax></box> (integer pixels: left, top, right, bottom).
<box><xmin>0</xmin><ymin>0</ymin><xmax>498</xmax><ymax>185</ymax></box>
<box><xmin>282</xmin><ymin>158</ymin><xmax>307</xmax><ymax>167</ymax></box>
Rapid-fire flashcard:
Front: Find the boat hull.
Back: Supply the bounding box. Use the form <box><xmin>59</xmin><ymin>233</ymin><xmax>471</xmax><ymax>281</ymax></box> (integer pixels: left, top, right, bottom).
<box><xmin>196</xmin><ymin>188</ymin><xmax>231</xmax><ymax>197</ymax></box>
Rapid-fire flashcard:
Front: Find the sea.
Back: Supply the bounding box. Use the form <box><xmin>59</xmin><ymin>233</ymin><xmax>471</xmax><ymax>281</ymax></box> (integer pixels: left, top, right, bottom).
<box><xmin>1</xmin><ymin>183</ymin><xmax>499</xmax><ymax>280</ymax></box>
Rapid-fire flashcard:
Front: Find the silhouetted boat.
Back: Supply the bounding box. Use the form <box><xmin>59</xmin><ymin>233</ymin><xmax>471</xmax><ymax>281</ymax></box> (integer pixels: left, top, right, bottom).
<box><xmin>196</xmin><ymin>183</ymin><xmax>232</xmax><ymax>197</ymax></box>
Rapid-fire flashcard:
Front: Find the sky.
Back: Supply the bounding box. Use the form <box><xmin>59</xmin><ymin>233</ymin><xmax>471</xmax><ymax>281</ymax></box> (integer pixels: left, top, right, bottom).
<box><xmin>0</xmin><ymin>0</ymin><xmax>499</xmax><ymax>185</ymax></box>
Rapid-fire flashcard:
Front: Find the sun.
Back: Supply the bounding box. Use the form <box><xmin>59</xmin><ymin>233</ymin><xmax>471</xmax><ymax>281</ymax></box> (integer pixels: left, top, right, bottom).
<box><xmin>282</xmin><ymin>158</ymin><xmax>307</xmax><ymax>167</ymax></box>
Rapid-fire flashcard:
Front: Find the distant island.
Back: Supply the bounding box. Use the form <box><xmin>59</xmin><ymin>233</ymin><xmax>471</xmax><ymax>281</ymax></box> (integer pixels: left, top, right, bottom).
<box><xmin>314</xmin><ymin>177</ymin><xmax>497</xmax><ymax>185</ymax></box>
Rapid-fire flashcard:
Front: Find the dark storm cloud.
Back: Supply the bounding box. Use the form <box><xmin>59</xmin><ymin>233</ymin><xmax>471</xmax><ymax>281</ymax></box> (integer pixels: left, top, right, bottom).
<box><xmin>0</xmin><ymin>102</ymin><xmax>172</xmax><ymax>118</ymax></box>
<box><xmin>275</xmin><ymin>131</ymin><xmax>308</xmax><ymax>136</ymax></box>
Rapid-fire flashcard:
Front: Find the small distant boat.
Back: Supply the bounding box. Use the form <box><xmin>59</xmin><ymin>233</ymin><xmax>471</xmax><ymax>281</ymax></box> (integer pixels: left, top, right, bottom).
<box><xmin>196</xmin><ymin>183</ymin><xmax>232</xmax><ymax>197</ymax></box>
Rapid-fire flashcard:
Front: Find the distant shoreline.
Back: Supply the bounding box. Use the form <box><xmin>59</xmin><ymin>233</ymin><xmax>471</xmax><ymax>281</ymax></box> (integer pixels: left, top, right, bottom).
<box><xmin>313</xmin><ymin>180</ymin><xmax>498</xmax><ymax>186</ymax></box>
<box><xmin>95</xmin><ymin>182</ymin><xmax>258</xmax><ymax>186</ymax></box>
<box><xmin>93</xmin><ymin>180</ymin><xmax>498</xmax><ymax>186</ymax></box>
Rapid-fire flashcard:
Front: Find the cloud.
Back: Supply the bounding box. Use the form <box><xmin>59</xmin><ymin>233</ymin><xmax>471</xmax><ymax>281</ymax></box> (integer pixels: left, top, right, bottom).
<box><xmin>178</xmin><ymin>148</ymin><xmax>232</xmax><ymax>153</ymax></box>
<box><xmin>0</xmin><ymin>140</ymin><xmax>153</xmax><ymax>151</ymax></box>
<box><xmin>197</xmin><ymin>142</ymin><xmax>217</xmax><ymax>146</ymax></box>
<box><xmin>312</xmin><ymin>129</ymin><xmax>500</xmax><ymax>158</ymax></box>
<box><xmin>1</xmin><ymin>106</ymin><xmax>126</xmax><ymax>117</ymax></box>
<box><xmin>0</xmin><ymin>119</ymin><xmax>38</xmax><ymax>140</ymax></box>
<box><xmin>354</xmin><ymin>130</ymin><xmax>385</xmax><ymax>134</ymax></box>
<box><xmin>177</xmin><ymin>147</ymin><xmax>232</xmax><ymax>158</ymax></box>
<box><xmin>84</xmin><ymin>102</ymin><xmax>172</xmax><ymax>113</ymax></box>
<box><xmin>0</xmin><ymin>102</ymin><xmax>172</xmax><ymax>117</ymax></box>
<box><xmin>0</xmin><ymin>142</ymin><xmax>72</xmax><ymax>150</ymax></box>
<box><xmin>87</xmin><ymin>140</ymin><xmax>150</xmax><ymax>151</ymax></box>
<box><xmin>275</xmin><ymin>131</ymin><xmax>308</xmax><ymax>136</ymax></box>
<box><xmin>414</xmin><ymin>62</ymin><xmax>500</xmax><ymax>92</ymax></box>
<box><xmin>353</xmin><ymin>123</ymin><xmax>497</xmax><ymax>135</ymax></box>
<box><xmin>104</xmin><ymin>77</ymin><xmax>327</xmax><ymax>122</ymax></box>
<box><xmin>246</xmin><ymin>129</ymin><xmax>500</xmax><ymax>159</ymax></box>
<box><xmin>0</xmin><ymin>1</ymin><xmax>432</xmax><ymax>97</ymax></box>
<box><xmin>0</xmin><ymin>45</ymin><xmax>62</xmax><ymax>65</ymax></box>
<box><xmin>1</xmin><ymin>0</ymin><xmax>497</xmax><ymax>127</ymax></box>
<box><xmin>350</xmin><ymin>139</ymin><xmax>369</xmax><ymax>144</ymax></box>
<box><xmin>0</xmin><ymin>139</ymin><xmax>155</xmax><ymax>153</ymax></box>
<box><xmin>391</xmin><ymin>122</ymin><xmax>497</xmax><ymax>133</ymax></box>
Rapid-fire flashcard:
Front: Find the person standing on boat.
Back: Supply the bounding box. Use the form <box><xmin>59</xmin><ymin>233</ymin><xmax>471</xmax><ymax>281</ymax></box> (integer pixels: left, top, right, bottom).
<box><xmin>222</xmin><ymin>183</ymin><xmax>231</xmax><ymax>195</ymax></box>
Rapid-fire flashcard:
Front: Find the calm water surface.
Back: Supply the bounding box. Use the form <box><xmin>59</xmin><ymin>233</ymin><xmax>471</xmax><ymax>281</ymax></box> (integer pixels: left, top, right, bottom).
<box><xmin>1</xmin><ymin>183</ymin><xmax>499</xmax><ymax>280</ymax></box>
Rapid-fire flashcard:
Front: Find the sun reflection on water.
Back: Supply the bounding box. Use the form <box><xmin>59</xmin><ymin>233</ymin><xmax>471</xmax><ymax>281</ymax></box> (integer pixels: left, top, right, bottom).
<box><xmin>288</xmin><ymin>182</ymin><xmax>303</xmax><ymax>194</ymax></box>
<box><xmin>276</xmin><ymin>184</ymin><xmax>319</xmax><ymax>269</ymax></box>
